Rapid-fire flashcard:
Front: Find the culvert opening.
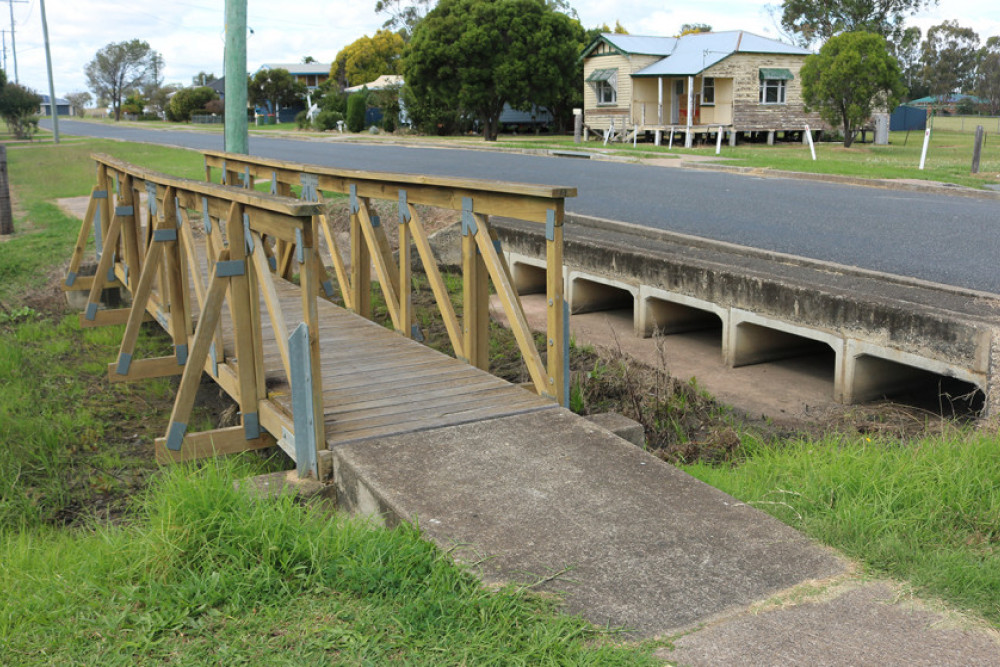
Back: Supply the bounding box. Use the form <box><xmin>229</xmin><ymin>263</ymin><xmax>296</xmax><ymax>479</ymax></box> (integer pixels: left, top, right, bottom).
<box><xmin>732</xmin><ymin>322</ymin><xmax>838</xmax><ymax>386</ymax></box>
<box><xmin>570</xmin><ymin>277</ymin><xmax>634</xmax><ymax>316</ymax></box>
<box><xmin>852</xmin><ymin>355</ymin><xmax>985</xmax><ymax>418</ymax></box>
<box><xmin>511</xmin><ymin>261</ymin><xmax>547</xmax><ymax>295</ymax></box>
<box><xmin>645</xmin><ymin>298</ymin><xmax>723</xmax><ymax>347</ymax></box>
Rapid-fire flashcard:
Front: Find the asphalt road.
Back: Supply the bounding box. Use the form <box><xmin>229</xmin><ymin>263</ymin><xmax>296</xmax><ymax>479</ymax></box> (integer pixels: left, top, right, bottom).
<box><xmin>46</xmin><ymin>120</ymin><xmax>1000</xmax><ymax>294</ymax></box>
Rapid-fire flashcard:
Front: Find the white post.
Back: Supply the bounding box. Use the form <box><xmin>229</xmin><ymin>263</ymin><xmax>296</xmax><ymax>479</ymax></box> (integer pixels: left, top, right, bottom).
<box><xmin>668</xmin><ymin>126</ymin><xmax>675</xmax><ymax>150</ymax></box>
<box><xmin>715</xmin><ymin>126</ymin><xmax>723</xmax><ymax>155</ymax></box>
<box><xmin>655</xmin><ymin>129</ymin><xmax>661</xmax><ymax>146</ymax></box>
<box><xmin>804</xmin><ymin>124</ymin><xmax>816</xmax><ymax>161</ymax></box>
<box><xmin>685</xmin><ymin>75</ymin><xmax>694</xmax><ymax>148</ymax></box>
<box><xmin>633</xmin><ymin>124</ymin><xmax>638</xmax><ymax>147</ymax></box>
<box><xmin>919</xmin><ymin>127</ymin><xmax>931</xmax><ymax>170</ymax></box>
<box><xmin>657</xmin><ymin>77</ymin><xmax>663</xmax><ymax>125</ymax></box>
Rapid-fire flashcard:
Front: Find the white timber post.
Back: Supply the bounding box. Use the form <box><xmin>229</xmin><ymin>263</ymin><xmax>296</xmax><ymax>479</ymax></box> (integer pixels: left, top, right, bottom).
<box><xmin>657</xmin><ymin>77</ymin><xmax>663</xmax><ymax>125</ymax></box>
<box><xmin>685</xmin><ymin>75</ymin><xmax>694</xmax><ymax>148</ymax></box>
<box><xmin>715</xmin><ymin>126</ymin><xmax>724</xmax><ymax>154</ymax></box>
<box><xmin>919</xmin><ymin>127</ymin><xmax>931</xmax><ymax>170</ymax></box>
<box><xmin>804</xmin><ymin>124</ymin><xmax>816</xmax><ymax>161</ymax></box>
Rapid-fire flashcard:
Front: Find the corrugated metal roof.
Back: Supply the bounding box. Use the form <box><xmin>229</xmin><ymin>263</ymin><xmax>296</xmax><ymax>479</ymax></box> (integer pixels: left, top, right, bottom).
<box><xmin>632</xmin><ymin>31</ymin><xmax>809</xmax><ymax>77</ymax></box>
<box><xmin>600</xmin><ymin>34</ymin><xmax>677</xmax><ymax>56</ymax></box>
<box><xmin>258</xmin><ymin>62</ymin><xmax>331</xmax><ymax>75</ymax></box>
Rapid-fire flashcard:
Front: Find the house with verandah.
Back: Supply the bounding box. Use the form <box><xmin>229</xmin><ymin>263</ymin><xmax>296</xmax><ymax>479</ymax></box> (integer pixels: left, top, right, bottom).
<box><xmin>582</xmin><ymin>31</ymin><xmax>829</xmax><ymax>146</ymax></box>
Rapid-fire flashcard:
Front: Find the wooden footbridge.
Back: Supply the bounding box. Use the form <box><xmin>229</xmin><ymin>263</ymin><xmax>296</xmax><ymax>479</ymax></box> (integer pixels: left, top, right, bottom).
<box><xmin>64</xmin><ymin>151</ymin><xmax>574</xmax><ymax>479</ymax></box>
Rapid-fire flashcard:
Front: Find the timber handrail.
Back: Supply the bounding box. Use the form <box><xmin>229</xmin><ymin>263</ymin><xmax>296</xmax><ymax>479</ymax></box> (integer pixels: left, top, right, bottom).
<box><xmin>65</xmin><ymin>154</ymin><xmax>327</xmax><ymax>477</ymax></box>
<box><xmin>203</xmin><ymin>149</ymin><xmax>574</xmax><ymax>406</ymax></box>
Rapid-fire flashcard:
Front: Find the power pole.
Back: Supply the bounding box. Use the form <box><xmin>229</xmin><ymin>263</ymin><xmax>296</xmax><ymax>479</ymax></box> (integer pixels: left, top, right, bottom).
<box><xmin>224</xmin><ymin>0</ymin><xmax>248</xmax><ymax>154</ymax></box>
<box><xmin>2</xmin><ymin>30</ymin><xmax>7</xmax><ymax>72</ymax></box>
<box><xmin>40</xmin><ymin>0</ymin><xmax>58</xmax><ymax>143</ymax></box>
<box><xmin>5</xmin><ymin>0</ymin><xmax>26</xmax><ymax>82</ymax></box>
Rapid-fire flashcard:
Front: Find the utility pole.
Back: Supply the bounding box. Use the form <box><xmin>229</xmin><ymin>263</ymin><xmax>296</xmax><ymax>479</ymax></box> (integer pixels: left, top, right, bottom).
<box><xmin>2</xmin><ymin>30</ymin><xmax>7</xmax><ymax>72</ymax></box>
<box><xmin>224</xmin><ymin>0</ymin><xmax>248</xmax><ymax>154</ymax></box>
<box><xmin>5</xmin><ymin>0</ymin><xmax>26</xmax><ymax>82</ymax></box>
<box><xmin>40</xmin><ymin>0</ymin><xmax>58</xmax><ymax>143</ymax></box>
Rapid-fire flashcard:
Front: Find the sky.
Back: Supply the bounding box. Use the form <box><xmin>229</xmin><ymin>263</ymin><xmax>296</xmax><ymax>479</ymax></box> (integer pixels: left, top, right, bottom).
<box><xmin>11</xmin><ymin>0</ymin><xmax>1000</xmax><ymax>102</ymax></box>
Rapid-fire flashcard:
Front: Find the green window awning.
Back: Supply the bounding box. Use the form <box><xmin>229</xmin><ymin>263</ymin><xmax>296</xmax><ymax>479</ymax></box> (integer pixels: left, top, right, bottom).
<box><xmin>586</xmin><ymin>68</ymin><xmax>617</xmax><ymax>82</ymax></box>
<box><xmin>759</xmin><ymin>68</ymin><xmax>793</xmax><ymax>81</ymax></box>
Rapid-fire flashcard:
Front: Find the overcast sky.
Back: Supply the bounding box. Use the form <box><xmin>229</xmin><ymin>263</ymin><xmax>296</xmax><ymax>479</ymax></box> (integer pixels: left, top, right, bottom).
<box><xmin>13</xmin><ymin>0</ymin><xmax>1000</xmax><ymax>101</ymax></box>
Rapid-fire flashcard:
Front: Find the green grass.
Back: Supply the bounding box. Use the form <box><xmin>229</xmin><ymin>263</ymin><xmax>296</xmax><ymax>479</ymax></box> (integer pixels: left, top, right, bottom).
<box><xmin>683</xmin><ymin>429</ymin><xmax>1000</xmax><ymax>624</ymax></box>
<box><xmin>0</xmin><ymin>460</ymin><xmax>658</xmax><ymax>665</ymax></box>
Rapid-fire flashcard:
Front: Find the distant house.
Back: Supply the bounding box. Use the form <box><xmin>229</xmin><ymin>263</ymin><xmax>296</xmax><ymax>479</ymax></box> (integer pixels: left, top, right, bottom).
<box><xmin>908</xmin><ymin>94</ymin><xmax>987</xmax><ymax>114</ymax></box>
<box><xmin>582</xmin><ymin>31</ymin><xmax>827</xmax><ymax>146</ymax></box>
<box><xmin>257</xmin><ymin>62</ymin><xmax>330</xmax><ymax>91</ymax></box>
<box><xmin>39</xmin><ymin>94</ymin><xmax>72</xmax><ymax>116</ymax></box>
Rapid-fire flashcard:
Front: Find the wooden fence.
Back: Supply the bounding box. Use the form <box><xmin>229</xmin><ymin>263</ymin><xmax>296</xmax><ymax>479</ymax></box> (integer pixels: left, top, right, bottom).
<box><xmin>202</xmin><ymin>150</ymin><xmax>575</xmax><ymax>406</ymax></box>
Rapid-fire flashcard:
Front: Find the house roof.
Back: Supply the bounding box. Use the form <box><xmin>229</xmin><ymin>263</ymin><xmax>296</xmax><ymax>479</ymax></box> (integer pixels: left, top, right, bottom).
<box><xmin>585</xmin><ymin>30</ymin><xmax>809</xmax><ymax>78</ymax></box>
<box><xmin>345</xmin><ymin>74</ymin><xmax>403</xmax><ymax>93</ymax></box>
<box><xmin>909</xmin><ymin>93</ymin><xmax>986</xmax><ymax>105</ymax></box>
<box><xmin>257</xmin><ymin>62</ymin><xmax>331</xmax><ymax>76</ymax></box>
<box><xmin>40</xmin><ymin>94</ymin><xmax>69</xmax><ymax>105</ymax></box>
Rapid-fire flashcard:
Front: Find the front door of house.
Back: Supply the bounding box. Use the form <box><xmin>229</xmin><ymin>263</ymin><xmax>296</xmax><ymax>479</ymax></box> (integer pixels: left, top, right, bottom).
<box><xmin>671</xmin><ymin>79</ymin><xmax>684</xmax><ymax>124</ymax></box>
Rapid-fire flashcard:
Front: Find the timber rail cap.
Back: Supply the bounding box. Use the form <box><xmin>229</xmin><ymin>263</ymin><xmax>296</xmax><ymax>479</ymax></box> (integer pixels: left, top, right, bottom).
<box><xmin>92</xmin><ymin>153</ymin><xmax>324</xmax><ymax>218</ymax></box>
<box><xmin>201</xmin><ymin>149</ymin><xmax>578</xmax><ymax>201</ymax></box>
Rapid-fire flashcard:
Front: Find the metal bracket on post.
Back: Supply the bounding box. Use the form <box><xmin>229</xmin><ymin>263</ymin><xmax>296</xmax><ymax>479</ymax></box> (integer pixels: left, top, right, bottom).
<box><xmin>349</xmin><ymin>184</ymin><xmax>359</xmax><ymax>214</ymax></box>
<box><xmin>175</xmin><ymin>343</ymin><xmax>188</xmax><ymax>366</ymax></box>
<box><xmin>208</xmin><ymin>342</ymin><xmax>219</xmax><ymax>377</ymax></box>
<box><xmin>145</xmin><ymin>181</ymin><xmax>158</xmax><ymax>217</ymax></box>
<box><xmin>202</xmin><ymin>198</ymin><xmax>212</xmax><ymax>234</ymax></box>
<box><xmin>300</xmin><ymin>173</ymin><xmax>319</xmax><ymax>202</ymax></box>
<box><xmin>461</xmin><ymin>197</ymin><xmax>477</xmax><ymax>236</ymax></box>
<box><xmin>152</xmin><ymin>228</ymin><xmax>178</xmax><ymax>243</ymax></box>
<box><xmin>166</xmin><ymin>421</ymin><xmax>187</xmax><ymax>452</ymax></box>
<box><xmin>243</xmin><ymin>213</ymin><xmax>254</xmax><ymax>254</ymax></box>
<box><xmin>114</xmin><ymin>174</ymin><xmax>120</xmax><ymax>195</ymax></box>
<box><xmin>93</xmin><ymin>189</ymin><xmax>108</xmax><ymax>200</ymax></box>
<box><xmin>215</xmin><ymin>260</ymin><xmax>246</xmax><ymax>278</ymax></box>
<box><xmin>242</xmin><ymin>166</ymin><xmax>251</xmax><ymax>189</ymax></box>
<box><xmin>289</xmin><ymin>323</ymin><xmax>319</xmax><ymax>478</ymax></box>
<box><xmin>93</xmin><ymin>207</ymin><xmax>104</xmax><ymax>261</ymax></box>
<box><xmin>270</xmin><ymin>170</ymin><xmax>278</xmax><ymax>195</ymax></box>
<box><xmin>295</xmin><ymin>228</ymin><xmax>305</xmax><ymax>264</ymax></box>
<box><xmin>398</xmin><ymin>190</ymin><xmax>411</xmax><ymax>224</ymax></box>
<box><xmin>546</xmin><ymin>209</ymin><xmax>556</xmax><ymax>242</ymax></box>
<box><xmin>115</xmin><ymin>205</ymin><xmax>134</xmax><ymax>217</ymax></box>
<box><xmin>174</xmin><ymin>197</ymin><xmax>183</xmax><ymax>228</ymax></box>
<box><xmin>116</xmin><ymin>352</ymin><xmax>133</xmax><ymax>376</ymax></box>
<box><xmin>243</xmin><ymin>411</ymin><xmax>260</xmax><ymax>439</ymax></box>
<box><xmin>221</xmin><ymin>159</ymin><xmax>227</xmax><ymax>185</ymax></box>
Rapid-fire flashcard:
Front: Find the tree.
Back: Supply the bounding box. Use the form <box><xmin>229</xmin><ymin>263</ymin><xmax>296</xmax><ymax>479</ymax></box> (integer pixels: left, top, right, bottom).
<box><xmin>147</xmin><ymin>83</ymin><xmax>180</xmax><ymax>116</ymax></box>
<box><xmin>332</xmin><ymin>30</ymin><xmax>405</xmax><ymax>88</ymax></box>
<box><xmin>780</xmin><ymin>0</ymin><xmax>936</xmax><ymax>45</ymax></box>
<box><xmin>192</xmin><ymin>71</ymin><xmax>217</xmax><ymax>87</ymax></box>
<box><xmin>374</xmin><ymin>0</ymin><xmax>432</xmax><ymax>38</ymax></box>
<box><xmin>920</xmin><ymin>21</ymin><xmax>980</xmax><ymax>99</ymax></box>
<box><xmin>247</xmin><ymin>69</ymin><xmax>306</xmax><ymax>117</ymax></box>
<box><xmin>0</xmin><ymin>81</ymin><xmax>42</xmax><ymax>139</ymax></box>
<box><xmin>166</xmin><ymin>86</ymin><xmax>218</xmax><ymax>122</ymax></box>
<box><xmin>85</xmin><ymin>39</ymin><xmax>158</xmax><ymax>121</ymax></box>
<box><xmin>976</xmin><ymin>37</ymin><xmax>1000</xmax><ymax>115</ymax></box>
<box><xmin>679</xmin><ymin>23</ymin><xmax>712</xmax><ymax>36</ymax></box>
<box><xmin>404</xmin><ymin>0</ymin><xmax>583</xmax><ymax>141</ymax></box>
<box><xmin>64</xmin><ymin>91</ymin><xmax>92</xmax><ymax>117</ymax></box>
<box><xmin>893</xmin><ymin>26</ymin><xmax>927</xmax><ymax>100</ymax></box>
<box><xmin>346</xmin><ymin>90</ymin><xmax>367</xmax><ymax>132</ymax></box>
<box><xmin>800</xmin><ymin>31</ymin><xmax>905</xmax><ymax>147</ymax></box>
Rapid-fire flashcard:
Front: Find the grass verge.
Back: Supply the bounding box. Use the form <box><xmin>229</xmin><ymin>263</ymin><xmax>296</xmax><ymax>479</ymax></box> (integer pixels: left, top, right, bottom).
<box><xmin>0</xmin><ymin>460</ymin><xmax>657</xmax><ymax>665</ymax></box>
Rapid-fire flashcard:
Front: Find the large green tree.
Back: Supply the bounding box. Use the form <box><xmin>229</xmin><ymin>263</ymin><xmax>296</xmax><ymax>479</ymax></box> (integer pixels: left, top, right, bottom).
<box><xmin>332</xmin><ymin>30</ymin><xmax>405</xmax><ymax>88</ymax></box>
<box><xmin>780</xmin><ymin>0</ymin><xmax>936</xmax><ymax>45</ymax></box>
<box><xmin>247</xmin><ymin>68</ymin><xmax>307</xmax><ymax>117</ymax></box>
<box><xmin>920</xmin><ymin>20</ymin><xmax>981</xmax><ymax>99</ymax></box>
<box><xmin>800</xmin><ymin>31</ymin><xmax>905</xmax><ymax>147</ymax></box>
<box><xmin>977</xmin><ymin>37</ymin><xmax>1000</xmax><ymax>115</ymax></box>
<box><xmin>166</xmin><ymin>86</ymin><xmax>218</xmax><ymax>122</ymax></box>
<box><xmin>85</xmin><ymin>39</ymin><xmax>158</xmax><ymax>121</ymax></box>
<box><xmin>404</xmin><ymin>0</ymin><xmax>582</xmax><ymax>141</ymax></box>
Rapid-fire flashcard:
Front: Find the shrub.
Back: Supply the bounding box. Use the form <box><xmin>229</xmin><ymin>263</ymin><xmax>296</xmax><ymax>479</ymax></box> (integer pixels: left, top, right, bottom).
<box><xmin>167</xmin><ymin>86</ymin><xmax>219</xmax><ymax>122</ymax></box>
<box><xmin>0</xmin><ymin>82</ymin><xmax>42</xmax><ymax>139</ymax></box>
<box><xmin>295</xmin><ymin>109</ymin><xmax>310</xmax><ymax>129</ymax></box>
<box><xmin>346</xmin><ymin>92</ymin><xmax>366</xmax><ymax>132</ymax></box>
<box><xmin>315</xmin><ymin>109</ymin><xmax>344</xmax><ymax>131</ymax></box>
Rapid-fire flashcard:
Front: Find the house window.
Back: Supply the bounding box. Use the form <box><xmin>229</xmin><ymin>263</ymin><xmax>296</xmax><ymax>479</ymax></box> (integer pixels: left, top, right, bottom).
<box><xmin>758</xmin><ymin>68</ymin><xmax>793</xmax><ymax>105</ymax></box>
<box><xmin>597</xmin><ymin>80</ymin><xmax>616</xmax><ymax>104</ymax></box>
<box><xmin>587</xmin><ymin>68</ymin><xmax>618</xmax><ymax>105</ymax></box>
<box><xmin>702</xmin><ymin>77</ymin><xmax>715</xmax><ymax>106</ymax></box>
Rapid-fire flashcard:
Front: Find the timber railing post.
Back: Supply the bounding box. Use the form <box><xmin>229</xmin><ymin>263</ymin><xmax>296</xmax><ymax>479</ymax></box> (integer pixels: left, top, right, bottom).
<box><xmin>461</xmin><ymin>197</ymin><xmax>489</xmax><ymax>370</ymax></box>
<box><xmin>546</xmin><ymin>208</ymin><xmax>568</xmax><ymax>406</ymax></box>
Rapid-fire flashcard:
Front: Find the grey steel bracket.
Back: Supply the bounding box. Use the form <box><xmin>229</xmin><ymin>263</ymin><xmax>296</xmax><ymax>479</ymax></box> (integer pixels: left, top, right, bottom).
<box><xmin>461</xmin><ymin>197</ymin><xmax>477</xmax><ymax>236</ymax></box>
<box><xmin>270</xmin><ymin>170</ymin><xmax>278</xmax><ymax>195</ymax></box>
<box><xmin>371</xmin><ymin>214</ymin><xmax>380</xmax><ymax>228</ymax></box>
<box><xmin>322</xmin><ymin>279</ymin><xmax>334</xmax><ymax>297</ymax></box>
<box><xmin>65</xmin><ymin>272</ymin><xmax>77</xmax><ymax>287</ymax></box>
<box><xmin>93</xmin><ymin>190</ymin><xmax>108</xmax><ymax>199</ymax></box>
<box><xmin>145</xmin><ymin>182</ymin><xmax>158</xmax><ymax>216</ymax></box>
<box><xmin>174</xmin><ymin>197</ymin><xmax>183</xmax><ymax>228</ymax></box>
<box><xmin>398</xmin><ymin>190</ymin><xmax>411</xmax><ymax>224</ymax></box>
<box><xmin>166</xmin><ymin>421</ymin><xmax>187</xmax><ymax>451</ymax></box>
<box><xmin>152</xmin><ymin>228</ymin><xmax>178</xmax><ymax>243</ymax></box>
<box><xmin>221</xmin><ymin>159</ymin><xmax>227</xmax><ymax>185</ymax></box>
<box><xmin>243</xmin><ymin>412</ymin><xmax>261</xmax><ymax>439</ymax></box>
<box><xmin>295</xmin><ymin>228</ymin><xmax>305</xmax><ymax>263</ymax></box>
<box><xmin>208</xmin><ymin>342</ymin><xmax>219</xmax><ymax>377</ymax></box>
<box><xmin>215</xmin><ymin>260</ymin><xmax>246</xmax><ymax>278</ymax></box>
<box><xmin>493</xmin><ymin>239</ymin><xmax>502</xmax><ymax>254</ymax></box>
<box><xmin>175</xmin><ymin>343</ymin><xmax>188</xmax><ymax>366</ymax></box>
<box><xmin>85</xmin><ymin>302</ymin><xmax>98</xmax><ymax>321</ymax></box>
<box><xmin>241</xmin><ymin>166</ymin><xmax>251</xmax><ymax>189</ymax></box>
<box><xmin>115</xmin><ymin>205</ymin><xmax>134</xmax><ymax>217</ymax></box>
<box><xmin>289</xmin><ymin>323</ymin><xmax>319</xmax><ymax>478</ymax></box>
<box><xmin>243</xmin><ymin>213</ymin><xmax>254</xmax><ymax>253</ymax></box>
<box><xmin>202</xmin><ymin>198</ymin><xmax>212</xmax><ymax>234</ymax></box>
<box><xmin>546</xmin><ymin>209</ymin><xmax>556</xmax><ymax>242</ymax></box>
<box><xmin>349</xmin><ymin>184</ymin><xmax>359</xmax><ymax>214</ymax></box>
<box><xmin>94</xmin><ymin>209</ymin><xmax>104</xmax><ymax>259</ymax></box>
<box><xmin>116</xmin><ymin>352</ymin><xmax>133</xmax><ymax>376</ymax></box>
<box><xmin>300</xmin><ymin>173</ymin><xmax>319</xmax><ymax>202</ymax></box>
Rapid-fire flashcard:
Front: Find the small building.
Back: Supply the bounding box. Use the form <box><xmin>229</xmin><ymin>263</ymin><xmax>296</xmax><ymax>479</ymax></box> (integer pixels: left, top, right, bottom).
<box><xmin>582</xmin><ymin>31</ymin><xmax>828</xmax><ymax>146</ymax></box>
<box><xmin>257</xmin><ymin>62</ymin><xmax>330</xmax><ymax>91</ymax></box>
<box><xmin>907</xmin><ymin>94</ymin><xmax>987</xmax><ymax>114</ymax></box>
<box><xmin>39</xmin><ymin>94</ymin><xmax>72</xmax><ymax>116</ymax></box>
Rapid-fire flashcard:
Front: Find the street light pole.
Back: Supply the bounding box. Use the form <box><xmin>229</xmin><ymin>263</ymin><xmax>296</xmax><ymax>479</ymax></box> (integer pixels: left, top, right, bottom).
<box><xmin>224</xmin><ymin>0</ymin><xmax>248</xmax><ymax>154</ymax></box>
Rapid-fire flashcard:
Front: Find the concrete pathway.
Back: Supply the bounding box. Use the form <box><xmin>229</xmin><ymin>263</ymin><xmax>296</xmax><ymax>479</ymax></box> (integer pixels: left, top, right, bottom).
<box><xmin>329</xmin><ymin>408</ymin><xmax>1000</xmax><ymax>664</ymax></box>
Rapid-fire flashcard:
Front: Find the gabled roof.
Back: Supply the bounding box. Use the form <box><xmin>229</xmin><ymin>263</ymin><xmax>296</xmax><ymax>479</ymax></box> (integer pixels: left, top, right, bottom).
<box><xmin>40</xmin><ymin>94</ymin><xmax>69</xmax><ymax>105</ymax></box>
<box><xmin>584</xmin><ymin>30</ymin><xmax>809</xmax><ymax>77</ymax></box>
<box><xmin>345</xmin><ymin>74</ymin><xmax>403</xmax><ymax>94</ymax></box>
<box><xmin>257</xmin><ymin>62</ymin><xmax>331</xmax><ymax>76</ymax></box>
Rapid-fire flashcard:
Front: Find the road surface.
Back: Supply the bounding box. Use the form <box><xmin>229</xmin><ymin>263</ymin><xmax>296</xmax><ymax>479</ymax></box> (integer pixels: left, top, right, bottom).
<box><xmin>46</xmin><ymin>119</ymin><xmax>1000</xmax><ymax>294</ymax></box>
